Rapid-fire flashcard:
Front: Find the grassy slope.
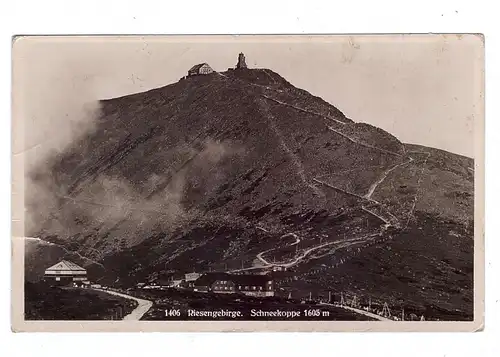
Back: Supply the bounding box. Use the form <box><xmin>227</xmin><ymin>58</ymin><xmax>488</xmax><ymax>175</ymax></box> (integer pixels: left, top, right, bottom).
<box><xmin>26</xmin><ymin>69</ymin><xmax>474</xmax><ymax>320</ymax></box>
<box><xmin>278</xmin><ymin>212</ymin><xmax>473</xmax><ymax>321</ymax></box>
<box><xmin>24</xmin><ymin>282</ymin><xmax>138</xmax><ymax>320</ymax></box>
<box><xmin>30</xmin><ymin>68</ymin><xmax>402</xmax><ymax>262</ymax></box>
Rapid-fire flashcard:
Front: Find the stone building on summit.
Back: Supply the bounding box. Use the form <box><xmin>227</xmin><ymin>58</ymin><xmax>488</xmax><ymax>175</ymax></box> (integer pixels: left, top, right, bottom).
<box><xmin>187</xmin><ymin>63</ymin><xmax>214</xmax><ymax>77</ymax></box>
<box><xmin>236</xmin><ymin>53</ymin><xmax>247</xmax><ymax>69</ymax></box>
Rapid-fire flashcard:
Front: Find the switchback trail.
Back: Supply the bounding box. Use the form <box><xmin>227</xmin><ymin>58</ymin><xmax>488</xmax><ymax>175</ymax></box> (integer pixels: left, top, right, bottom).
<box><xmin>312</xmin><ymin>178</ymin><xmax>398</xmax><ymax>227</ymax></box>
<box><xmin>258</xmin><ymin>99</ymin><xmax>324</xmax><ymax>197</ymax></box>
<box><xmin>261</xmin><ymin>95</ymin><xmax>349</xmax><ymax>125</ymax></box>
<box><xmin>327</xmin><ymin>126</ymin><xmax>403</xmax><ymax>157</ymax></box>
<box><xmin>256</xmin><ymin>234</ymin><xmax>376</xmax><ymax>269</ymax></box>
<box><xmin>364</xmin><ymin>157</ymin><xmax>414</xmax><ymax>199</ymax></box>
<box><xmin>94</xmin><ymin>289</ymin><xmax>152</xmax><ymax>320</ymax></box>
<box><xmin>404</xmin><ymin>151</ymin><xmax>431</xmax><ymax>228</ymax></box>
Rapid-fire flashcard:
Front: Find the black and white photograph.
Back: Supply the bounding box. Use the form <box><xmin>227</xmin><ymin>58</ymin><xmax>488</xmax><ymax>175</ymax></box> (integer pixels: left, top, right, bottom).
<box><xmin>11</xmin><ymin>35</ymin><xmax>484</xmax><ymax>331</ymax></box>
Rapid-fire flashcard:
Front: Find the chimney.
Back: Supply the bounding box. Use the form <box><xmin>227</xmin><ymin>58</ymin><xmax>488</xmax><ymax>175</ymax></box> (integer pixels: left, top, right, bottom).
<box><xmin>236</xmin><ymin>53</ymin><xmax>247</xmax><ymax>69</ymax></box>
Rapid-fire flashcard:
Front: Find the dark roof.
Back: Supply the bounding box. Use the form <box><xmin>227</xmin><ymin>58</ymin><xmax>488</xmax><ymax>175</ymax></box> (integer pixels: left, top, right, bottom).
<box><xmin>194</xmin><ymin>272</ymin><xmax>229</xmax><ymax>286</ymax></box>
<box><xmin>231</xmin><ymin>274</ymin><xmax>272</xmax><ymax>286</ymax></box>
<box><xmin>45</xmin><ymin>260</ymin><xmax>86</xmax><ymax>272</ymax></box>
<box><xmin>188</xmin><ymin>63</ymin><xmax>210</xmax><ymax>72</ymax></box>
<box><xmin>194</xmin><ymin>272</ymin><xmax>272</xmax><ymax>287</ymax></box>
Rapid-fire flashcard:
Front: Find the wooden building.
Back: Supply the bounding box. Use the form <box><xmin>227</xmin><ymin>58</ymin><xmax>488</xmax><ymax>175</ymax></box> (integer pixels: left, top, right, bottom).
<box><xmin>43</xmin><ymin>260</ymin><xmax>88</xmax><ymax>286</ymax></box>
<box><xmin>193</xmin><ymin>272</ymin><xmax>274</xmax><ymax>297</ymax></box>
<box><xmin>187</xmin><ymin>63</ymin><xmax>214</xmax><ymax>76</ymax></box>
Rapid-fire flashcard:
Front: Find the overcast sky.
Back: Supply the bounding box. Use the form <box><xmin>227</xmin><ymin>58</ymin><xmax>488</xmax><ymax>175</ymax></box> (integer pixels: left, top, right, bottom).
<box><xmin>13</xmin><ymin>35</ymin><xmax>483</xmax><ymax>158</ymax></box>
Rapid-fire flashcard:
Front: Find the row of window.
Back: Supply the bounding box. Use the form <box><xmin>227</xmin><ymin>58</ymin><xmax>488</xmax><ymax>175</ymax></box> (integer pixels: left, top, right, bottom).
<box><xmin>215</xmin><ymin>285</ymin><xmax>265</xmax><ymax>291</ymax></box>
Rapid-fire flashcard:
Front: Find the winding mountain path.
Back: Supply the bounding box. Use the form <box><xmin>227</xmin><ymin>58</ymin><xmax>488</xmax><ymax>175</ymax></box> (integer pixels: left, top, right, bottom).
<box><xmin>256</xmin><ymin>234</ymin><xmax>376</xmax><ymax>269</ymax></box>
<box><xmin>262</xmin><ymin>95</ymin><xmax>349</xmax><ymax>125</ymax></box>
<box><xmin>404</xmin><ymin>151</ymin><xmax>431</xmax><ymax>228</ymax></box>
<box><xmin>326</xmin><ymin>126</ymin><xmax>403</xmax><ymax>157</ymax></box>
<box><xmin>94</xmin><ymin>289</ymin><xmax>152</xmax><ymax>320</ymax></box>
<box><xmin>364</xmin><ymin>157</ymin><xmax>414</xmax><ymax>199</ymax></box>
<box><xmin>258</xmin><ymin>99</ymin><xmax>324</xmax><ymax>197</ymax></box>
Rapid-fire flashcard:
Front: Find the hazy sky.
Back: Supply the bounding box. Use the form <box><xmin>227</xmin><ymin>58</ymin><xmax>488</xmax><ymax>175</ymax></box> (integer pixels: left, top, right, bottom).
<box><xmin>13</xmin><ymin>35</ymin><xmax>483</xmax><ymax>158</ymax></box>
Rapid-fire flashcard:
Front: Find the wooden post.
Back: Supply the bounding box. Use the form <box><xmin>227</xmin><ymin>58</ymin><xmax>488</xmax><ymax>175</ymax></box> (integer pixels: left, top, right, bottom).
<box><xmin>382</xmin><ymin>302</ymin><xmax>391</xmax><ymax>318</ymax></box>
<box><xmin>351</xmin><ymin>295</ymin><xmax>358</xmax><ymax>308</ymax></box>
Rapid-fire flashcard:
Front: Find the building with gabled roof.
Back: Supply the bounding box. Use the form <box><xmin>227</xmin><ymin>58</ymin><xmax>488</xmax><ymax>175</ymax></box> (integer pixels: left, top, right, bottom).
<box><xmin>43</xmin><ymin>260</ymin><xmax>88</xmax><ymax>286</ymax></box>
<box><xmin>187</xmin><ymin>63</ymin><xmax>214</xmax><ymax>76</ymax></box>
<box><xmin>193</xmin><ymin>272</ymin><xmax>274</xmax><ymax>297</ymax></box>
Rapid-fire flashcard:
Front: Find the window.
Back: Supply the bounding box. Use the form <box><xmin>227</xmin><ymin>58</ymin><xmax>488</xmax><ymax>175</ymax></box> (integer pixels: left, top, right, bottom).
<box><xmin>245</xmin><ymin>286</ymin><xmax>249</xmax><ymax>290</ymax></box>
<box><xmin>252</xmin><ymin>286</ymin><xmax>256</xmax><ymax>290</ymax></box>
<box><xmin>259</xmin><ymin>287</ymin><xmax>262</xmax><ymax>291</ymax></box>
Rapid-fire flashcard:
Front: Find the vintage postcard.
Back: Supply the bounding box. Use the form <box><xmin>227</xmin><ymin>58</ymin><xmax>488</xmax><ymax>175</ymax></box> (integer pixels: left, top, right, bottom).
<box><xmin>11</xmin><ymin>35</ymin><xmax>484</xmax><ymax>332</ymax></box>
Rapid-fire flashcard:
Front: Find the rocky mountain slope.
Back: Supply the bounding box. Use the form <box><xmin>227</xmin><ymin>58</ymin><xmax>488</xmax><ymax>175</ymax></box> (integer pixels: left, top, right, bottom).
<box><xmin>25</xmin><ymin>67</ymin><xmax>474</xmax><ymax>320</ymax></box>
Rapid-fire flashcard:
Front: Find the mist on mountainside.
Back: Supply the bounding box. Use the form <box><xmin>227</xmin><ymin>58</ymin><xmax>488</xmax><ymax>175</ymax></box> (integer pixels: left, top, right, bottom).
<box><xmin>24</xmin><ymin>66</ymin><xmax>474</xmax><ymax>320</ymax></box>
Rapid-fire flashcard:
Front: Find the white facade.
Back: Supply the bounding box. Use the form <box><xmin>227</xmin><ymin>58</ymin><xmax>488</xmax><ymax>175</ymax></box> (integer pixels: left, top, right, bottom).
<box><xmin>185</xmin><ymin>272</ymin><xmax>202</xmax><ymax>281</ymax></box>
<box><xmin>44</xmin><ymin>260</ymin><xmax>87</xmax><ymax>276</ymax></box>
<box><xmin>188</xmin><ymin>63</ymin><xmax>214</xmax><ymax>76</ymax></box>
<box><xmin>198</xmin><ymin>64</ymin><xmax>213</xmax><ymax>74</ymax></box>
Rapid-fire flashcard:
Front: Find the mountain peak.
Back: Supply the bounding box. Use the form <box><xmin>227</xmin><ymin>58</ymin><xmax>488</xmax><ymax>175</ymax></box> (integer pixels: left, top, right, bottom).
<box><xmin>26</xmin><ymin>57</ymin><xmax>474</xmax><ymax>320</ymax></box>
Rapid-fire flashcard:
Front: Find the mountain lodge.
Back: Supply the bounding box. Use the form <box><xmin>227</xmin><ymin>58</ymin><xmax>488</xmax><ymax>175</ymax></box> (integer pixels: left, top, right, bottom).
<box><xmin>193</xmin><ymin>272</ymin><xmax>274</xmax><ymax>297</ymax></box>
<box><xmin>187</xmin><ymin>63</ymin><xmax>214</xmax><ymax>76</ymax></box>
<box><xmin>43</xmin><ymin>260</ymin><xmax>88</xmax><ymax>286</ymax></box>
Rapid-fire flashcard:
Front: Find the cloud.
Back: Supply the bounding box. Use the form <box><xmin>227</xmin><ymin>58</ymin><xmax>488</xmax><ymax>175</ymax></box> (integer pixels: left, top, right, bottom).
<box><xmin>25</xmin><ymin>136</ymin><xmax>243</xmax><ymax>250</ymax></box>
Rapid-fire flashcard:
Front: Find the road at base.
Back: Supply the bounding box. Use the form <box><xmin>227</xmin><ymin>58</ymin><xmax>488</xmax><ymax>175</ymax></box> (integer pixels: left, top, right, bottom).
<box><xmin>94</xmin><ymin>288</ymin><xmax>153</xmax><ymax>320</ymax></box>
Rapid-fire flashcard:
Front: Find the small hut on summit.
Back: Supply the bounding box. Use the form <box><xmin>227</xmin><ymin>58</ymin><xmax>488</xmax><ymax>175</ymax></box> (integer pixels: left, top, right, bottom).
<box><xmin>187</xmin><ymin>63</ymin><xmax>214</xmax><ymax>77</ymax></box>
